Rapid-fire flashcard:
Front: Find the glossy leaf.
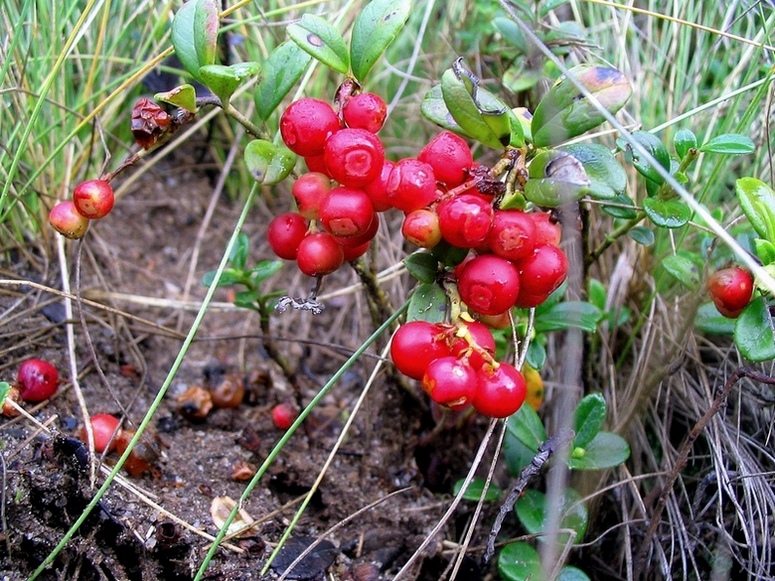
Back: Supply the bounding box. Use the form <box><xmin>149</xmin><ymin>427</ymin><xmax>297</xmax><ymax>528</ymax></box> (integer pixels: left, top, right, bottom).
<box><xmin>199</xmin><ymin>62</ymin><xmax>260</xmax><ymax>104</ymax></box>
<box><xmin>498</xmin><ymin>542</ymin><xmax>542</xmax><ymax>581</ymax></box>
<box><xmin>734</xmin><ymin>296</ymin><xmax>775</xmax><ymax>362</ymax></box>
<box><xmin>736</xmin><ymin>177</ymin><xmax>775</xmax><ymax>240</ymax></box>
<box><xmin>493</xmin><ymin>16</ymin><xmax>528</xmax><ymax>53</ymax></box>
<box><xmin>601</xmin><ymin>193</ymin><xmax>638</xmax><ymax>219</ymax></box>
<box><xmin>617</xmin><ymin>131</ymin><xmax>671</xmax><ymax>184</ymax></box>
<box><xmin>254</xmin><ymin>41</ymin><xmax>312</xmax><ymax>120</ymax></box>
<box><xmin>695</xmin><ymin>302</ymin><xmax>736</xmax><ymax>335</ymax></box>
<box><xmin>250</xmin><ymin>259</ymin><xmax>283</xmax><ymax>283</ymax></box>
<box><xmin>567</xmin><ymin>431</ymin><xmax>630</xmax><ymax>470</ymax></box>
<box><xmin>154</xmin><ymin>84</ymin><xmax>197</xmax><ymax>112</ymax></box>
<box><xmin>350</xmin><ymin>0</ymin><xmax>411</xmax><ymax>81</ymax></box>
<box><xmin>629</xmin><ymin>226</ymin><xmax>655</xmax><ymax>246</ymax></box>
<box><xmin>407</xmin><ymin>282</ymin><xmax>448</xmax><ymax>323</ymax></box>
<box><xmin>288</xmin><ymin>14</ymin><xmax>349</xmax><ymax>74</ymax></box>
<box><xmin>558</xmin><ymin>566</ymin><xmax>592</xmax><ymax>581</ymax></box>
<box><xmin>643</xmin><ymin>197</ymin><xmax>691</xmax><ymax>228</ymax></box>
<box><xmin>404</xmin><ymin>252</ymin><xmax>439</xmax><ymax>284</ymax></box>
<box><xmin>572</xmin><ymin>393</ymin><xmax>606</xmax><ymax>449</ymax></box>
<box><xmin>506</xmin><ymin>403</ymin><xmax>547</xmax><ymax>453</ymax></box>
<box><xmin>588</xmin><ymin>278</ymin><xmax>606</xmax><ymax>311</ymax></box>
<box><xmin>515</xmin><ymin>488</ymin><xmax>588</xmax><ymax>544</ymax></box>
<box><xmin>700</xmin><ymin>133</ymin><xmax>755</xmax><ymax>155</ymax></box>
<box><xmin>453</xmin><ymin>477</ymin><xmax>502</xmax><ymax>502</ymax></box>
<box><xmin>526</xmin><ymin>341</ymin><xmax>546</xmax><ymax>370</ymax></box>
<box><xmin>202</xmin><ymin>268</ymin><xmax>245</xmax><ymax>288</ymax></box>
<box><xmin>662</xmin><ymin>254</ymin><xmax>700</xmax><ymax>289</ymax></box>
<box><xmin>533</xmin><ymin>301</ymin><xmax>603</xmax><ymax>333</ymax></box>
<box><xmin>244</xmin><ymin>139</ymin><xmax>296</xmax><ymax>186</ymax></box>
<box><xmin>0</xmin><ymin>381</ymin><xmax>10</xmax><ymax>405</ymax></box>
<box><xmin>754</xmin><ymin>238</ymin><xmax>775</xmax><ymax>265</ymax></box>
<box><xmin>673</xmin><ymin>128</ymin><xmax>697</xmax><ymax>159</ymax></box>
<box><xmin>441</xmin><ymin>66</ymin><xmax>512</xmax><ymax>150</ymax></box>
<box><xmin>504</xmin><ymin>429</ymin><xmax>539</xmax><ymax>475</ymax></box>
<box><xmin>532</xmin><ymin>64</ymin><xmax>632</xmax><ymax>147</ymax></box>
<box><xmin>420</xmin><ymin>84</ymin><xmax>465</xmax><ymax>133</ymax></box>
<box><xmin>171</xmin><ymin>0</ymin><xmax>218</xmax><ymax>83</ymax></box>
<box><xmin>524</xmin><ymin>150</ymin><xmax>590</xmax><ymax>207</ymax></box>
<box><xmin>562</xmin><ymin>143</ymin><xmax>626</xmax><ymax>200</ymax></box>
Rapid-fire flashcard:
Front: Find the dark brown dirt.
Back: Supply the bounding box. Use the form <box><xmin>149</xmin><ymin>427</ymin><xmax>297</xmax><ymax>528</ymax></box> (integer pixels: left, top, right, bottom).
<box><xmin>0</xmin><ymin>145</ymin><xmax>504</xmax><ymax>580</ymax></box>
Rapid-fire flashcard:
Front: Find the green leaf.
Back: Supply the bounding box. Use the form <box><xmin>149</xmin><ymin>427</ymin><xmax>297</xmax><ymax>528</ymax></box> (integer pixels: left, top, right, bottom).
<box><xmin>0</xmin><ymin>381</ymin><xmax>10</xmax><ymax>405</ymax></box>
<box><xmin>441</xmin><ymin>66</ymin><xmax>512</xmax><ymax>150</ymax></box>
<box><xmin>254</xmin><ymin>41</ymin><xmax>312</xmax><ymax>121</ymax></box>
<box><xmin>244</xmin><ymin>139</ymin><xmax>296</xmax><ymax>186</ymax></box>
<box><xmin>250</xmin><ymin>259</ymin><xmax>283</xmax><ymax>284</ymax></box>
<box><xmin>506</xmin><ymin>403</ymin><xmax>547</xmax><ymax>453</ymax></box>
<box><xmin>287</xmin><ymin>13</ymin><xmax>349</xmax><ymax>74</ymax></box>
<box><xmin>171</xmin><ymin>0</ymin><xmax>219</xmax><ymax>83</ymax></box>
<box><xmin>493</xmin><ymin>17</ymin><xmax>528</xmax><ymax>53</ymax></box>
<box><xmin>420</xmin><ymin>84</ymin><xmax>465</xmax><ymax>133</ymax></box>
<box><xmin>229</xmin><ymin>232</ymin><xmax>250</xmax><ymax>270</ymax></box>
<box><xmin>673</xmin><ymin>128</ymin><xmax>697</xmax><ymax>159</ymax></box>
<box><xmin>567</xmin><ymin>431</ymin><xmax>630</xmax><ymax>469</ymax></box>
<box><xmin>498</xmin><ymin>542</ymin><xmax>542</xmax><ymax>581</ymax></box>
<box><xmin>588</xmin><ymin>278</ymin><xmax>606</xmax><ymax>311</ymax></box>
<box><xmin>526</xmin><ymin>341</ymin><xmax>546</xmax><ymax>370</ymax></box>
<box><xmin>202</xmin><ymin>268</ymin><xmax>245</xmax><ymax>288</ymax></box>
<box><xmin>695</xmin><ymin>302</ymin><xmax>736</xmax><ymax>335</ymax></box>
<box><xmin>601</xmin><ymin>193</ymin><xmax>638</xmax><ymax>219</ymax></box>
<box><xmin>199</xmin><ymin>62</ymin><xmax>260</xmax><ymax>104</ymax></box>
<box><xmin>431</xmin><ymin>239</ymin><xmax>470</xmax><ymax>267</ymax></box>
<box><xmin>532</xmin><ymin>64</ymin><xmax>632</xmax><ymax>147</ymax></box>
<box><xmin>617</xmin><ymin>131</ymin><xmax>671</xmax><ymax>184</ymax></box>
<box><xmin>734</xmin><ymin>296</ymin><xmax>775</xmax><ymax>362</ymax></box>
<box><xmin>754</xmin><ymin>238</ymin><xmax>775</xmax><ymax>265</ymax></box>
<box><xmin>661</xmin><ymin>254</ymin><xmax>700</xmax><ymax>289</ymax></box>
<box><xmin>154</xmin><ymin>84</ymin><xmax>198</xmax><ymax>113</ymax></box>
<box><xmin>403</xmin><ymin>252</ymin><xmax>439</xmax><ymax>284</ymax></box>
<box><xmin>452</xmin><ymin>477</ymin><xmax>502</xmax><ymax>502</ymax></box>
<box><xmin>515</xmin><ymin>488</ymin><xmax>588</xmax><ymax>544</ymax></box>
<box><xmin>700</xmin><ymin>133</ymin><xmax>755</xmax><ymax>155</ymax></box>
<box><xmin>572</xmin><ymin>393</ymin><xmax>606</xmax><ymax>449</ymax></box>
<box><xmin>629</xmin><ymin>226</ymin><xmax>655</xmax><ymax>246</ymax></box>
<box><xmin>407</xmin><ymin>282</ymin><xmax>448</xmax><ymax>324</ymax></box>
<box><xmin>533</xmin><ymin>301</ymin><xmax>603</xmax><ymax>333</ymax></box>
<box><xmin>350</xmin><ymin>0</ymin><xmax>411</xmax><ymax>82</ymax></box>
<box><xmin>234</xmin><ymin>290</ymin><xmax>262</xmax><ymax>309</ymax></box>
<box><xmin>541</xmin><ymin>0</ymin><xmax>571</xmax><ymax>16</ymax></box>
<box><xmin>524</xmin><ymin>150</ymin><xmax>590</xmax><ymax>207</ymax></box>
<box><xmin>643</xmin><ymin>197</ymin><xmax>691</xmax><ymax>228</ymax></box>
<box><xmin>558</xmin><ymin>566</ymin><xmax>592</xmax><ymax>581</ymax></box>
<box><xmin>736</xmin><ymin>177</ymin><xmax>775</xmax><ymax>240</ymax></box>
<box><xmin>561</xmin><ymin>143</ymin><xmax>627</xmax><ymax>200</ymax></box>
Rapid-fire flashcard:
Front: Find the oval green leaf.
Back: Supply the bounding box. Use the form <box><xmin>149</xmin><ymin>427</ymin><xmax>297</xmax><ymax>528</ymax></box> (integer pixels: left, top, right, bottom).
<box><xmin>617</xmin><ymin>130</ymin><xmax>671</xmax><ymax>184</ymax></box>
<box><xmin>695</xmin><ymin>302</ymin><xmax>736</xmax><ymax>335</ymax></box>
<box><xmin>493</xmin><ymin>16</ymin><xmax>528</xmax><ymax>53</ymax></box>
<box><xmin>567</xmin><ymin>431</ymin><xmax>630</xmax><ymax>469</ymax></box>
<box><xmin>643</xmin><ymin>197</ymin><xmax>691</xmax><ymax>228</ymax></box>
<box><xmin>254</xmin><ymin>41</ymin><xmax>312</xmax><ymax>121</ymax></box>
<box><xmin>661</xmin><ymin>254</ymin><xmax>700</xmax><ymax>289</ymax></box>
<box><xmin>533</xmin><ymin>301</ymin><xmax>603</xmax><ymax>333</ymax></box>
<box><xmin>629</xmin><ymin>226</ymin><xmax>655</xmax><ymax>246</ymax></box>
<box><xmin>199</xmin><ymin>62</ymin><xmax>260</xmax><ymax>104</ymax></box>
<box><xmin>524</xmin><ymin>150</ymin><xmax>590</xmax><ymax>207</ymax></box>
<box><xmin>404</xmin><ymin>252</ymin><xmax>439</xmax><ymax>284</ymax></box>
<box><xmin>350</xmin><ymin>0</ymin><xmax>411</xmax><ymax>81</ymax></box>
<box><xmin>420</xmin><ymin>84</ymin><xmax>464</xmax><ymax>134</ymax></box>
<box><xmin>734</xmin><ymin>296</ymin><xmax>775</xmax><ymax>362</ymax></box>
<box><xmin>288</xmin><ymin>13</ymin><xmax>349</xmax><ymax>74</ymax></box>
<box><xmin>562</xmin><ymin>143</ymin><xmax>627</xmax><ymax>200</ymax></box>
<box><xmin>506</xmin><ymin>403</ymin><xmax>547</xmax><ymax>453</ymax></box>
<box><xmin>735</xmin><ymin>177</ymin><xmax>775</xmax><ymax>240</ymax></box>
<box><xmin>452</xmin><ymin>477</ymin><xmax>502</xmax><ymax>502</ymax></box>
<box><xmin>558</xmin><ymin>566</ymin><xmax>592</xmax><ymax>581</ymax></box>
<box><xmin>700</xmin><ymin>133</ymin><xmax>755</xmax><ymax>155</ymax></box>
<box><xmin>601</xmin><ymin>193</ymin><xmax>638</xmax><ymax>219</ymax></box>
<box><xmin>0</xmin><ymin>381</ymin><xmax>11</xmax><ymax>406</ymax></box>
<box><xmin>673</xmin><ymin>128</ymin><xmax>697</xmax><ymax>160</ymax></box>
<box><xmin>532</xmin><ymin>64</ymin><xmax>632</xmax><ymax>147</ymax></box>
<box><xmin>244</xmin><ymin>139</ymin><xmax>296</xmax><ymax>185</ymax></box>
<box><xmin>154</xmin><ymin>84</ymin><xmax>198</xmax><ymax>113</ymax></box>
<box><xmin>498</xmin><ymin>542</ymin><xmax>542</xmax><ymax>581</ymax></box>
<box><xmin>754</xmin><ymin>238</ymin><xmax>775</xmax><ymax>265</ymax></box>
<box><xmin>572</xmin><ymin>393</ymin><xmax>606</xmax><ymax>449</ymax></box>
<box><xmin>526</xmin><ymin>341</ymin><xmax>546</xmax><ymax>371</ymax></box>
<box><xmin>250</xmin><ymin>259</ymin><xmax>283</xmax><ymax>284</ymax></box>
<box><xmin>171</xmin><ymin>0</ymin><xmax>219</xmax><ymax>83</ymax></box>
<box><xmin>515</xmin><ymin>488</ymin><xmax>588</xmax><ymax>544</ymax></box>
<box><xmin>407</xmin><ymin>282</ymin><xmax>448</xmax><ymax>323</ymax></box>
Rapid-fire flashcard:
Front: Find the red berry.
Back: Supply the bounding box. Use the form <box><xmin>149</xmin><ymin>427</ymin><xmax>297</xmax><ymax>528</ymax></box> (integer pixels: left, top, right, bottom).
<box><xmin>296</xmin><ymin>232</ymin><xmax>344</xmax><ymax>277</ymax></box>
<box><xmin>530</xmin><ymin>212</ymin><xmax>562</xmax><ymax>246</ymax></box>
<box><xmin>514</xmin><ymin>244</ymin><xmax>568</xmax><ymax>307</ymax></box>
<box><xmin>342</xmin><ymin>92</ymin><xmax>387</xmax><ymax>133</ymax></box>
<box><xmin>267</xmin><ymin>212</ymin><xmax>308</xmax><ymax>260</ymax></box>
<box><xmin>340</xmin><ymin>240</ymin><xmax>371</xmax><ymax>261</ymax></box>
<box><xmin>334</xmin><ymin>212</ymin><xmax>380</xmax><ymax>248</ymax></box>
<box><xmin>323</xmin><ymin>128</ymin><xmax>385</xmax><ymax>187</ymax></box>
<box><xmin>707</xmin><ymin>266</ymin><xmax>754</xmax><ymax>318</ymax></box>
<box><xmin>457</xmin><ymin>255</ymin><xmax>520</xmax><ymax>316</ymax></box>
<box><xmin>49</xmin><ymin>200</ymin><xmax>89</xmax><ymax>239</ymax></box>
<box><xmin>73</xmin><ymin>179</ymin><xmax>115</xmax><ymax>219</ymax></box>
<box><xmin>305</xmin><ymin>154</ymin><xmax>330</xmax><ymax>176</ymax></box>
<box><xmin>318</xmin><ymin>186</ymin><xmax>376</xmax><ymax>239</ymax></box>
<box><xmin>280</xmin><ymin>98</ymin><xmax>340</xmax><ymax>157</ymax></box>
<box><xmin>487</xmin><ymin>209</ymin><xmax>537</xmax><ymax>261</ymax></box>
<box><xmin>81</xmin><ymin>414</ymin><xmax>121</xmax><ymax>453</ymax></box>
<box><xmin>450</xmin><ymin>321</ymin><xmax>496</xmax><ymax>369</ymax></box>
<box><xmin>16</xmin><ymin>358</ymin><xmax>59</xmax><ymax>403</ymax></box>
<box><xmin>292</xmin><ymin>172</ymin><xmax>332</xmax><ymax>220</ymax></box>
<box><xmin>473</xmin><ymin>363</ymin><xmax>526</xmax><ymax>418</ymax></box>
<box><xmin>402</xmin><ymin>209</ymin><xmax>441</xmax><ymax>248</ymax></box>
<box><xmin>418</xmin><ymin>131</ymin><xmax>473</xmax><ymax>188</ymax></box>
<box><xmin>437</xmin><ymin>194</ymin><xmax>494</xmax><ymax>248</ymax></box>
<box><xmin>422</xmin><ymin>356</ymin><xmax>478</xmax><ymax>411</ymax></box>
<box><xmin>363</xmin><ymin>159</ymin><xmax>395</xmax><ymax>212</ymax></box>
<box><xmin>272</xmin><ymin>402</ymin><xmax>298</xmax><ymax>430</ymax></box>
<box><xmin>390</xmin><ymin>321</ymin><xmax>452</xmax><ymax>380</ymax></box>
<box><xmin>385</xmin><ymin>158</ymin><xmax>439</xmax><ymax>213</ymax></box>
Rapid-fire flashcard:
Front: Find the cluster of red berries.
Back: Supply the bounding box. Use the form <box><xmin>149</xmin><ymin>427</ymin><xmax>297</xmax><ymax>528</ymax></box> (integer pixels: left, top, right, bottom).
<box><xmin>267</xmin><ymin>92</ymin><xmax>390</xmax><ymax>276</ymax></box>
<box><xmin>707</xmin><ymin>265</ymin><xmax>754</xmax><ymax>318</ymax></box>
<box><xmin>391</xmin><ymin>320</ymin><xmax>526</xmax><ymax>418</ymax></box>
<box><xmin>49</xmin><ymin>179</ymin><xmax>115</xmax><ymax>239</ymax></box>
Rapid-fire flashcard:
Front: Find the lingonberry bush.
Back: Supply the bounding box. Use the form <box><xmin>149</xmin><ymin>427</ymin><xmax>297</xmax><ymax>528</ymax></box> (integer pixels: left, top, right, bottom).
<box><xmin>18</xmin><ymin>0</ymin><xmax>775</xmax><ymax>580</ymax></box>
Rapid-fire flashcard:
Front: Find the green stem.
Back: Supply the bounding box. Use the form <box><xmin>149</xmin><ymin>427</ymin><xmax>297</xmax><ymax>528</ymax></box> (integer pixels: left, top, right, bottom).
<box><xmin>29</xmin><ymin>183</ymin><xmax>261</xmax><ymax>580</ymax></box>
<box><xmin>586</xmin><ymin>210</ymin><xmax>646</xmax><ymax>267</ymax></box>
<box><xmin>193</xmin><ymin>300</ymin><xmax>409</xmax><ymax>581</ymax></box>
